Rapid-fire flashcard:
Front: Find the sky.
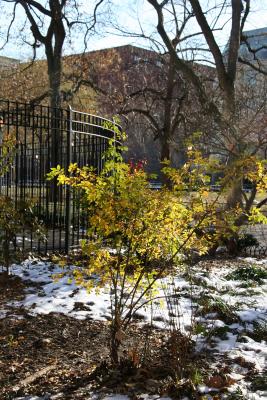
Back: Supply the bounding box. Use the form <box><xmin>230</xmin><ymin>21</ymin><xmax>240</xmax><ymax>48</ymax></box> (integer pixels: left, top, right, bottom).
<box><xmin>0</xmin><ymin>0</ymin><xmax>267</xmax><ymax>61</ymax></box>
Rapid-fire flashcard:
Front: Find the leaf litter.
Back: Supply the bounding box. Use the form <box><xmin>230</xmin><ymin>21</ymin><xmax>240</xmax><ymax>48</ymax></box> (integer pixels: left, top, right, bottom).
<box><xmin>0</xmin><ymin>256</ymin><xmax>266</xmax><ymax>399</ymax></box>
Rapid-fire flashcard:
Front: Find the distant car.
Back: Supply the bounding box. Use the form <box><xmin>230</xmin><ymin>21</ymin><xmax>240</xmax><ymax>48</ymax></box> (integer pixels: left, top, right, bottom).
<box><xmin>211</xmin><ymin>184</ymin><xmax>252</xmax><ymax>193</ymax></box>
<box><xmin>149</xmin><ymin>181</ymin><xmax>162</xmax><ymax>190</ymax></box>
<box><xmin>210</xmin><ymin>185</ymin><xmax>221</xmax><ymax>192</ymax></box>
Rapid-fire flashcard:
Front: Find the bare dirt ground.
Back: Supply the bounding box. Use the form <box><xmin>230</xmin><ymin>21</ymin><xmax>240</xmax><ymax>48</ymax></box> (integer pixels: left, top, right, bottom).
<box><xmin>0</xmin><ymin>274</ymin><xmax>188</xmax><ymax>400</ymax></box>
<box><xmin>1</xmin><ymin>257</ymin><xmax>266</xmax><ymax>400</ymax></box>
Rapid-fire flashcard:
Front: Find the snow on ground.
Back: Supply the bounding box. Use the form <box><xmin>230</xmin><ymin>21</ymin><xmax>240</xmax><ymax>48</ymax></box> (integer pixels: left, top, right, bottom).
<box><xmin>2</xmin><ymin>256</ymin><xmax>267</xmax><ymax>399</ymax></box>
<box><xmin>6</xmin><ymin>260</ymin><xmax>194</xmax><ymax>328</ymax></box>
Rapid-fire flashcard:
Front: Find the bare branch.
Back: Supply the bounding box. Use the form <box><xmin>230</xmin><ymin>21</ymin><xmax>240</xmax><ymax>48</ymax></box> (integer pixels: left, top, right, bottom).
<box><xmin>0</xmin><ymin>2</ymin><xmax>18</xmax><ymax>50</ymax></box>
<box><xmin>189</xmin><ymin>0</ymin><xmax>227</xmax><ymax>85</ymax></box>
<box><xmin>20</xmin><ymin>0</ymin><xmax>51</xmax><ymax>16</ymax></box>
<box><xmin>238</xmin><ymin>57</ymin><xmax>267</xmax><ymax>75</ymax></box>
<box><xmin>227</xmin><ymin>0</ymin><xmax>243</xmax><ymax>81</ymax></box>
<box><xmin>240</xmin><ymin>0</ymin><xmax>250</xmax><ymax>33</ymax></box>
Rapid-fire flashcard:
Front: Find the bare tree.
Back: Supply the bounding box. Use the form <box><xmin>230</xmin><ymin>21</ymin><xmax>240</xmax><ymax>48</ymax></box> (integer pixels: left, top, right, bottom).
<box><xmin>1</xmin><ymin>0</ymin><xmax>108</xmax><ymax>201</ymax></box>
<box><xmin>1</xmin><ymin>0</ymin><xmax>106</xmax><ymax>109</ymax></box>
<box><xmin>144</xmin><ymin>0</ymin><xmax>266</xmax><ymax>200</ymax></box>
<box><xmin>73</xmin><ymin>1</ymin><xmax>218</xmax><ymax>175</ymax></box>
<box><xmin>64</xmin><ymin>44</ymin><xmax>215</xmax><ymax>175</ymax></box>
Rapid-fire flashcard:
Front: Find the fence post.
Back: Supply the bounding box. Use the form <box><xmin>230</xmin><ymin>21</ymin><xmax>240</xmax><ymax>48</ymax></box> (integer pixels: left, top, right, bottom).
<box><xmin>65</xmin><ymin>105</ymin><xmax>73</xmax><ymax>253</ymax></box>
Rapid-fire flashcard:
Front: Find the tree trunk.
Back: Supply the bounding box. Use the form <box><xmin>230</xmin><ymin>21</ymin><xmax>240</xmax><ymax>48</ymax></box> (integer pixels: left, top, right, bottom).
<box><xmin>3</xmin><ymin>234</ymin><xmax>10</xmax><ymax>274</ymax></box>
<box><xmin>159</xmin><ymin>136</ymin><xmax>171</xmax><ymax>186</ymax></box>
<box><xmin>46</xmin><ymin>43</ymin><xmax>63</xmax><ymax>202</ymax></box>
<box><xmin>47</xmin><ymin>54</ymin><xmax>62</xmax><ymax>110</ymax></box>
<box><xmin>110</xmin><ymin>315</ymin><xmax>121</xmax><ymax>365</ymax></box>
<box><xmin>160</xmin><ymin>137</ymin><xmax>170</xmax><ymax>163</ymax></box>
<box><xmin>226</xmin><ymin>177</ymin><xmax>243</xmax><ymax>209</ymax></box>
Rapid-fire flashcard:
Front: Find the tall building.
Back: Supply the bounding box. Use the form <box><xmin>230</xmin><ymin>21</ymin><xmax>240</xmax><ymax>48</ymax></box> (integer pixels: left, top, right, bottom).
<box><xmin>239</xmin><ymin>27</ymin><xmax>267</xmax><ymax>61</ymax></box>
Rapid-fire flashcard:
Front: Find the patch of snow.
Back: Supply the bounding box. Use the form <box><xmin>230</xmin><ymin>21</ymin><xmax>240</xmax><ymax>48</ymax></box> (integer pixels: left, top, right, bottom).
<box><xmin>237</xmin><ymin>309</ymin><xmax>267</xmax><ymax>323</ymax></box>
<box><xmin>241</xmin><ymin>257</ymin><xmax>267</xmax><ymax>265</ymax></box>
<box><xmin>214</xmin><ymin>332</ymin><xmax>238</xmax><ymax>351</ymax></box>
<box><xmin>4</xmin><ymin>257</ymin><xmax>267</xmax><ymax>400</ymax></box>
<box><xmin>236</xmin><ymin>340</ymin><xmax>267</xmax><ymax>370</ymax></box>
<box><xmin>207</xmin><ymin>319</ymin><xmax>226</xmax><ymax>328</ymax></box>
<box><xmin>0</xmin><ymin>309</ymin><xmax>7</xmax><ymax>319</ymax></box>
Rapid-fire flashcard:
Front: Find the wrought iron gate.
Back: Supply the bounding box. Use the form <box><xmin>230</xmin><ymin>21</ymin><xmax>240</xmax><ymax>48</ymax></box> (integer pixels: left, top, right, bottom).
<box><xmin>0</xmin><ymin>99</ymin><xmax>121</xmax><ymax>253</ymax></box>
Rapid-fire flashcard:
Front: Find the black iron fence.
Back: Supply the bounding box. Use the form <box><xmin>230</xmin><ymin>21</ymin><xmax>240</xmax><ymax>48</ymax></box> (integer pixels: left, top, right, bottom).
<box><xmin>0</xmin><ymin>99</ymin><xmax>121</xmax><ymax>253</ymax></box>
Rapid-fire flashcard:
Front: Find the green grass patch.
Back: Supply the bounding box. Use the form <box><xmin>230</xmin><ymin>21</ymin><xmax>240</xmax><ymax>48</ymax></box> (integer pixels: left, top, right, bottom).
<box><xmin>247</xmin><ymin>321</ymin><xmax>267</xmax><ymax>342</ymax></box>
<box><xmin>197</xmin><ymin>295</ymin><xmax>239</xmax><ymax>324</ymax></box>
<box><xmin>226</xmin><ymin>264</ymin><xmax>267</xmax><ymax>284</ymax></box>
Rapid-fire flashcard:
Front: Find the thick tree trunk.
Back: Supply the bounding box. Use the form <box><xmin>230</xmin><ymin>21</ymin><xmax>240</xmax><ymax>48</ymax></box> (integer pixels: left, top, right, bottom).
<box><xmin>222</xmin><ymin>78</ymin><xmax>244</xmax><ymax>211</ymax></box>
<box><xmin>161</xmin><ymin>60</ymin><xmax>176</xmax><ymax>163</ymax></box>
<box><xmin>46</xmin><ymin>58</ymin><xmax>62</xmax><ymax>202</ymax></box>
<box><xmin>159</xmin><ymin>135</ymin><xmax>172</xmax><ymax>186</ymax></box>
<box><xmin>160</xmin><ymin>137</ymin><xmax>170</xmax><ymax>162</ymax></box>
<box><xmin>47</xmin><ymin>55</ymin><xmax>62</xmax><ymax>110</ymax></box>
<box><xmin>226</xmin><ymin>177</ymin><xmax>243</xmax><ymax>209</ymax></box>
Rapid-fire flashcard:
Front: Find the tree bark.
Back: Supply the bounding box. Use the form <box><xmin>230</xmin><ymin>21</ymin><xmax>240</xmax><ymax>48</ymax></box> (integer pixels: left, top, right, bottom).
<box><xmin>110</xmin><ymin>314</ymin><xmax>122</xmax><ymax>365</ymax></box>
